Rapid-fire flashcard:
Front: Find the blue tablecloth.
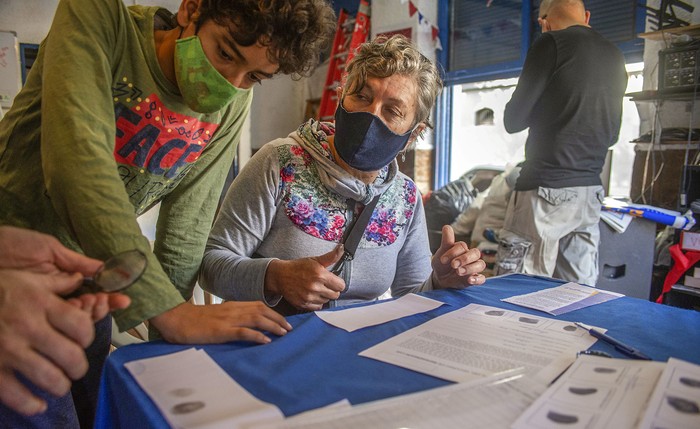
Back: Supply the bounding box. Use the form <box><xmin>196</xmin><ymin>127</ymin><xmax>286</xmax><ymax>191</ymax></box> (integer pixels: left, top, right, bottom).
<box><xmin>95</xmin><ymin>274</ymin><xmax>700</xmax><ymax>428</ymax></box>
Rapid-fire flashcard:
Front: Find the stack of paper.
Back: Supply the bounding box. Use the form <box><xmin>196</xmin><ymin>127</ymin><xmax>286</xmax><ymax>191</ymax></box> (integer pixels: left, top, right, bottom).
<box><xmin>600</xmin><ymin>197</ymin><xmax>634</xmax><ymax>233</ymax></box>
<box><xmin>512</xmin><ymin>356</ymin><xmax>700</xmax><ymax>429</ymax></box>
<box><xmin>249</xmin><ymin>372</ymin><xmax>546</xmax><ymax>429</ymax></box>
<box><xmin>600</xmin><ymin>210</ymin><xmax>633</xmax><ymax>233</ymax></box>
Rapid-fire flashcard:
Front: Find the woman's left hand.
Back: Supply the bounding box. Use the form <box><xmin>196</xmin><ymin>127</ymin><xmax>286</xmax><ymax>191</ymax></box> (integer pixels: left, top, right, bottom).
<box><xmin>431</xmin><ymin>225</ymin><xmax>486</xmax><ymax>289</ymax></box>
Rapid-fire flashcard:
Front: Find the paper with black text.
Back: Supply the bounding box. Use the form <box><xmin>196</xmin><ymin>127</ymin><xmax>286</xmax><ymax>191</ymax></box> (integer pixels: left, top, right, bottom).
<box><xmin>502</xmin><ymin>282</ymin><xmax>623</xmax><ymax>315</ymax></box>
<box><xmin>359</xmin><ymin>304</ymin><xmax>598</xmax><ymax>384</ymax></box>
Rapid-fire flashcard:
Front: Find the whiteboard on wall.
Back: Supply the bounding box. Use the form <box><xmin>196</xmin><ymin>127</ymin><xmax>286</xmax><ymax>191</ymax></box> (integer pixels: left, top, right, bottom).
<box><xmin>0</xmin><ymin>30</ymin><xmax>22</xmax><ymax>110</ymax></box>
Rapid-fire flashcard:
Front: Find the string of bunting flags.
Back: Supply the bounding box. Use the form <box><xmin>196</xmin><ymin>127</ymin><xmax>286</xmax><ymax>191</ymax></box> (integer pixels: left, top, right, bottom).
<box><xmin>400</xmin><ymin>0</ymin><xmax>442</xmax><ymax>50</ymax></box>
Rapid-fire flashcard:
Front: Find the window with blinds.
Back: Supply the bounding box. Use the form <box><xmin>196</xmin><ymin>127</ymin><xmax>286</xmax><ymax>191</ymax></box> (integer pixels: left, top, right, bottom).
<box><xmin>587</xmin><ymin>0</ymin><xmax>638</xmax><ymax>44</ymax></box>
<box><xmin>445</xmin><ymin>0</ymin><xmax>644</xmax><ymax>83</ymax></box>
<box><xmin>449</xmin><ymin>0</ymin><xmax>524</xmax><ymax>72</ymax></box>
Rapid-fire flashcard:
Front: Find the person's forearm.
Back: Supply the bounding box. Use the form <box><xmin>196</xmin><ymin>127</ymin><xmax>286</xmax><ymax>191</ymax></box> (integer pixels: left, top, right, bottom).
<box><xmin>199</xmin><ymin>248</ymin><xmax>275</xmax><ymax>303</ymax></box>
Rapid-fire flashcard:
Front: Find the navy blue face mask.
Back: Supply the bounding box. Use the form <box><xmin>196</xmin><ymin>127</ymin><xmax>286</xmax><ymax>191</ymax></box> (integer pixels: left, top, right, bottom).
<box><xmin>333</xmin><ymin>102</ymin><xmax>414</xmax><ymax>172</ymax></box>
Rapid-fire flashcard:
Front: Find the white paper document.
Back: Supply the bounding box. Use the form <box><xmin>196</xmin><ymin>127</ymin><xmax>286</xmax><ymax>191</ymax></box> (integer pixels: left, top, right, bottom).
<box><xmin>502</xmin><ymin>282</ymin><xmax>623</xmax><ymax>315</ymax></box>
<box><xmin>512</xmin><ymin>355</ymin><xmax>666</xmax><ymax>429</ymax></box>
<box><xmin>600</xmin><ymin>209</ymin><xmax>633</xmax><ymax>233</ymax></box>
<box><xmin>638</xmin><ymin>358</ymin><xmax>700</xmax><ymax>429</ymax></box>
<box><xmin>359</xmin><ymin>304</ymin><xmax>598</xmax><ymax>385</ymax></box>
<box><xmin>249</xmin><ymin>372</ymin><xmax>546</xmax><ymax>429</ymax></box>
<box><xmin>124</xmin><ymin>348</ymin><xmax>284</xmax><ymax>429</ymax></box>
<box><xmin>315</xmin><ymin>293</ymin><xmax>444</xmax><ymax>332</ymax></box>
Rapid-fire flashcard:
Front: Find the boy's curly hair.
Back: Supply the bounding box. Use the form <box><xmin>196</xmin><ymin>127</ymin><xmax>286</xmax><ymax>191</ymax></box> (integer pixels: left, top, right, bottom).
<box><xmin>197</xmin><ymin>0</ymin><xmax>336</xmax><ymax>79</ymax></box>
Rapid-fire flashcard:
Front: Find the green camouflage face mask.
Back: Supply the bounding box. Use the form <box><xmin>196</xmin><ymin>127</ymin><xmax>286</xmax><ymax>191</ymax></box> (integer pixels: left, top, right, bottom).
<box><xmin>174</xmin><ymin>35</ymin><xmax>249</xmax><ymax>113</ymax></box>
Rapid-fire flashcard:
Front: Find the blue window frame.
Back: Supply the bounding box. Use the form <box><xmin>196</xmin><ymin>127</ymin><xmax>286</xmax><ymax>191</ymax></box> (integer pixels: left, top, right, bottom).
<box><xmin>19</xmin><ymin>43</ymin><xmax>39</xmax><ymax>84</ymax></box>
<box><xmin>433</xmin><ymin>0</ymin><xmax>646</xmax><ymax>188</ymax></box>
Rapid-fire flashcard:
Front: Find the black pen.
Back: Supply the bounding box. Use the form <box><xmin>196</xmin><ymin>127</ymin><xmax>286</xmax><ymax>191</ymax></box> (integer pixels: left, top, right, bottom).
<box><xmin>574</xmin><ymin>322</ymin><xmax>651</xmax><ymax>360</ymax></box>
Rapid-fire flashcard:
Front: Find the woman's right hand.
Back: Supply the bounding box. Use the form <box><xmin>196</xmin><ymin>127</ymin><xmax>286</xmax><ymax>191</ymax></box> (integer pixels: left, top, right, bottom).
<box><xmin>264</xmin><ymin>246</ymin><xmax>346</xmax><ymax>311</ymax></box>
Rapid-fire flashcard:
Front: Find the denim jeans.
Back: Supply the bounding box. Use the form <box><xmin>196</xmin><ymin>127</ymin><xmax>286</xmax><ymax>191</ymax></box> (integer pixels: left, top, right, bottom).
<box><xmin>0</xmin><ymin>316</ymin><xmax>111</xmax><ymax>429</ymax></box>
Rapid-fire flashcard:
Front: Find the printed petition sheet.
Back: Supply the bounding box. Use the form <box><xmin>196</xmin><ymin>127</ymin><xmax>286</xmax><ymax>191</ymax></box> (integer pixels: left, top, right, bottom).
<box><xmin>360</xmin><ymin>304</ymin><xmax>598</xmax><ymax>384</ymax></box>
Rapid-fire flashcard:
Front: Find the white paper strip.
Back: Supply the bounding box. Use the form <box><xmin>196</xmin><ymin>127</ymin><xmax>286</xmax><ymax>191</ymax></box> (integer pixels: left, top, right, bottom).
<box><xmin>315</xmin><ymin>293</ymin><xmax>444</xmax><ymax>332</ymax></box>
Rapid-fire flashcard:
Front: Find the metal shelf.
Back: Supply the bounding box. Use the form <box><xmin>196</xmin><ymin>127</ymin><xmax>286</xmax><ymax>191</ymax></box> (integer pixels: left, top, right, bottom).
<box><xmin>639</xmin><ymin>24</ymin><xmax>700</xmax><ymax>41</ymax></box>
<box><xmin>632</xmin><ymin>142</ymin><xmax>700</xmax><ymax>151</ymax></box>
<box><xmin>626</xmin><ymin>90</ymin><xmax>700</xmax><ymax>102</ymax></box>
<box><xmin>671</xmin><ymin>283</ymin><xmax>700</xmax><ymax>298</ymax></box>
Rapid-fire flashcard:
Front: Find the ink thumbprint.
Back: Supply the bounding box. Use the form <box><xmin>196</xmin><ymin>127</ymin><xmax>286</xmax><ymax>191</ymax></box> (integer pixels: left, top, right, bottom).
<box><xmin>569</xmin><ymin>387</ymin><xmax>598</xmax><ymax>395</ymax></box>
<box><xmin>547</xmin><ymin>411</ymin><xmax>579</xmax><ymax>424</ymax></box>
<box><xmin>169</xmin><ymin>388</ymin><xmax>195</xmax><ymax>398</ymax></box>
<box><xmin>679</xmin><ymin>377</ymin><xmax>700</xmax><ymax>388</ymax></box>
<box><xmin>518</xmin><ymin>317</ymin><xmax>539</xmax><ymax>324</ymax></box>
<box><xmin>171</xmin><ymin>401</ymin><xmax>206</xmax><ymax>415</ymax></box>
<box><xmin>593</xmin><ymin>367</ymin><xmax>617</xmax><ymax>374</ymax></box>
<box><xmin>666</xmin><ymin>396</ymin><xmax>700</xmax><ymax>414</ymax></box>
<box><xmin>563</xmin><ymin>325</ymin><xmax>577</xmax><ymax>332</ymax></box>
<box><xmin>485</xmin><ymin>310</ymin><xmax>505</xmax><ymax>316</ymax></box>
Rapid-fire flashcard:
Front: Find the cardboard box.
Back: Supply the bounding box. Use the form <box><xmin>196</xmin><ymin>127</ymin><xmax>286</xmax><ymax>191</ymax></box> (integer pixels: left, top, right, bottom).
<box><xmin>685</xmin><ymin>275</ymin><xmax>700</xmax><ymax>288</ymax></box>
<box><xmin>680</xmin><ymin>231</ymin><xmax>700</xmax><ymax>251</ymax></box>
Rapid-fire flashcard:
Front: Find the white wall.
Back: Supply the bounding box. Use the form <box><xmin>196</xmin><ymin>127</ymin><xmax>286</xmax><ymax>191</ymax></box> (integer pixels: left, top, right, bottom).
<box><xmin>0</xmin><ymin>0</ymin><xmax>59</xmax><ymax>44</ymax></box>
<box><xmin>0</xmin><ymin>0</ymin><xmax>181</xmax><ymax>44</ymax></box>
<box><xmin>248</xmin><ymin>71</ymin><xmax>321</xmax><ymax>151</ymax></box>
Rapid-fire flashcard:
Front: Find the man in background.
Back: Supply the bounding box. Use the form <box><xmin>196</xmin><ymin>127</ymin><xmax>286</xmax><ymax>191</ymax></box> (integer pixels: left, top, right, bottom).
<box><xmin>498</xmin><ymin>0</ymin><xmax>628</xmax><ymax>285</ymax></box>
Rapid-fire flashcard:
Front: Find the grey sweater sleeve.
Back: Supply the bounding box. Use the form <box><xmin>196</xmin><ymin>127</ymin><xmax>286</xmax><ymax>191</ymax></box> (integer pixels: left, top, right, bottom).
<box><xmin>389</xmin><ymin>192</ymin><xmax>435</xmax><ymax>297</ymax></box>
<box><xmin>199</xmin><ymin>143</ymin><xmax>282</xmax><ymax>305</ymax></box>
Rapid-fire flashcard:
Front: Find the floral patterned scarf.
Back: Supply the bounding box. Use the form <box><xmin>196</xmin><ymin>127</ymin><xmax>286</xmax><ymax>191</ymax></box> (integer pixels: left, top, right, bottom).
<box><xmin>295</xmin><ymin>119</ymin><xmax>397</xmax><ymax>205</ymax></box>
